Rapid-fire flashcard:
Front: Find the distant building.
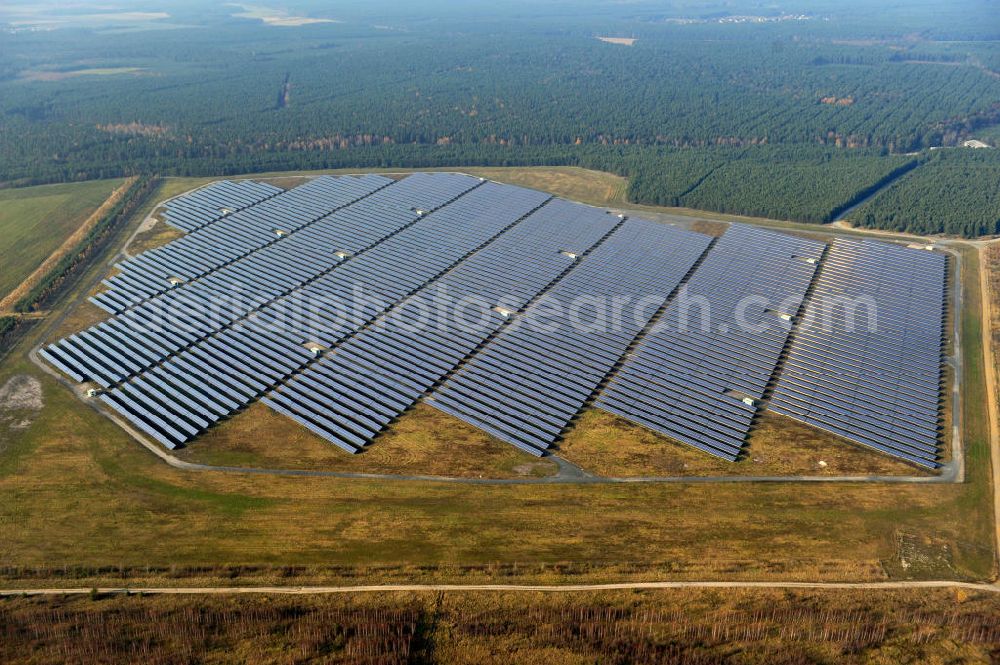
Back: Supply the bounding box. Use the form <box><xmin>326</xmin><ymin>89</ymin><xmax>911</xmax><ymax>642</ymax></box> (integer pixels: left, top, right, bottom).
<box><xmin>962</xmin><ymin>139</ymin><xmax>992</xmax><ymax>149</ymax></box>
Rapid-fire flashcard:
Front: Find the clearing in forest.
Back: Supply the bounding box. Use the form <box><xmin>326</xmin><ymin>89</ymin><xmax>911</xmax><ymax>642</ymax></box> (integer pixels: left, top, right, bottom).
<box><xmin>597</xmin><ymin>37</ymin><xmax>636</xmax><ymax>46</ymax></box>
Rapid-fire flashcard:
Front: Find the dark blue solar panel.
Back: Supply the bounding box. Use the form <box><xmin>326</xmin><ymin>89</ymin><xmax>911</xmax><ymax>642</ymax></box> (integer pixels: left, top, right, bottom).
<box><xmin>96</xmin><ymin>174</ymin><xmax>397</xmax><ymax>309</ymax></box>
<box><xmin>89</xmin><ymin>180</ymin><xmax>551</xmax><ymax>448</ymax></box>
<box><xmin>595</xmin><ymin>224</ymin><xmax>825</xmax><ymax>461</ymax></box>
<box><xmin>768</xmin><ymin>238</ymin><xmax>946</xmax><ymax>468</ymax></box>
<box><xmin>162</xmin><ymin>179</ymin><xmax>284</xmax><ymax>232</ymax></box>
<box><xmin>48</xmin><ymin>175</ymin><xmax>942</xmax><ymax>467</ymax></box>
<box><xmin>427</xmin><ymin>218</ymin><xmax>713</xmax><ymax>455</ymax></box>
<box><xmin>262</xmin><ymin>199</ymin><xmax>621</xmax><ymax>452</ymax></box>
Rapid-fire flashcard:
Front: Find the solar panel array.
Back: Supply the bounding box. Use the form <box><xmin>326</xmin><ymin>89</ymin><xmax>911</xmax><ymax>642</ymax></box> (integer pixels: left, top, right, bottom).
<box><xmin>428</xmin><ymin>219</ymin><xmax>713</xmax><ymax>455</ymax></box>
<box><xmin>263</xmin><ymin>199</ymin><xmax>620</xmax><ymax>452</ymax></box>
<box><xmin>161</xmin><ymin>179</ymin><xmax>284</xmax><ymax>232</ymax></box>
<box><xmin>768</xmin><ymin>238</ymin><xmax>946</xmax><ymax>468</ymax></box>
<box><xmin>93</xmin><ymin>175</ymin><xmax>396</xmax><ymax>313</ymax></box>
<box><xmin>595</xmin><ymin>225</ymin><xmax>825</xmax><ymax>460</ymax></box>
<box><xmin>40</xmin><ymin>175</ymin><xmax>951</xmax><ymax>467</ymax></box>
<box><xmin>42</xmin><ymin>173</ymin><xmax>479</xmax><ymax>387</ymax></box>
<box><xmin>42</xmin><ymin>176</ymin><xmax>550</xmax><ymax>449</ymax></box>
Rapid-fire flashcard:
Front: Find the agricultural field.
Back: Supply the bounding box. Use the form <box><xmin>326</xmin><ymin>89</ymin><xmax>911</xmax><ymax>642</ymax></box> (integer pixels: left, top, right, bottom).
<box><xmin>0</xmin><ymin>179</ymin><xmax>125</xmax><ymax>303</ymax></box>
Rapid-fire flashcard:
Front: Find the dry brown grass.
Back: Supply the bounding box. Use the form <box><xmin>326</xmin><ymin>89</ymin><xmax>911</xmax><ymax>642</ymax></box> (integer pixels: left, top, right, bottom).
<box><xmin>464</xmin><ymin>167</ymin><xmax>627</xmax><ymax>208</ymax></box>
<box><xmin>986</xmin><ymin>244</ymin><xmax>1000</xmax><ymax>405</ymax></box>
<box><xmin>256</xmin><ymin>176</ymin><xmax>310</xmax><ymax>190</ymax></box>
<box><xmin>688</xmin><ymin>219</ymin><xmax>728</xmax><ymax>237</ymax></box>
<box><xmin>47</xmin><ymin>301</ymin><xmax>108</xmax><ymax>341</ymax></box>
<box><xmin>559</xmin><ymin>409</ymin><xmax>931</xmax><ymax>477</ymax></box>
<box><xmin>178</xmin><ymin>402</ymin><xmax>558</xmax><ymax>479</ymax></box>
<box><xmin>0</xmin><ymin>362</ymin><xmax>929</xmax><ymax>579</ymax></box>
<box><xmin>559</xmin><ymin>409</ymin><xmax>929</xmax><ymax>477</ymax></box>
<box><xmin>2</xmin><ymin>588</ymin><xmax>999</xmax><ymax>664</ymax></box>
<box><xmin>126</xmin><ymin>218</ymin><xmax>184</xmax><ymax>255</ymax></box>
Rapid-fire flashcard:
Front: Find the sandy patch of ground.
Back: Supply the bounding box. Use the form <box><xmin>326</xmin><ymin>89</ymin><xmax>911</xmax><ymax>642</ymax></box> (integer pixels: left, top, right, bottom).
<box><xmin>229</xmin><ymin>4</ymin><xmax>337</xmax><ymax>27</ymax></box>
<box><xmin>19</xmin><ymin>68</ymin><xmax>147</xmax><ymax>82</ymax></box>
<box><xmin>597</xmin><ymin>37</ymin><xmax>636</xmax><ymax>46</ymax></box>
<box><xmin>137</xmin><ymin>214</ymin><xmax>160</xmax><ymax>234</ymax></box>
<box><xmin>1</xmin><ymin>6</ymin><xmax>170</xmax><ymax>31</ymax></box>
<box><xmin>510</xmin><ymin>462</ymin><xmax>554</xmax><ymax>477</ymax></box>
<box><xmin>0</xmin><ymin>375</ymin><xmax>43</xmax><ymax>412</ymax></box>
<box><xmin>259</xmin><ymin>16</ymin><xmax>334</xmax><ymax>27</ymax></box>
<box><xmin>0</xmin><ymin>375</ymin><xmax>43</xmax><ymax>447</ymax></box>
<box><xmin>98</xmin><ymin>122</ymin><xmax>170</xmax><ymax>138</ymax></box>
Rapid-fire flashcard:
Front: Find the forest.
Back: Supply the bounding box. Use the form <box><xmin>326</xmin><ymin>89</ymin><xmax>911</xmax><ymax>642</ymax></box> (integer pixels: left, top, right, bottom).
<box><xmin>855</xmin><ymin>150</ymin><xmax>1000</xmax><ymax>236</ymax></box>
<box><xmin>0</xmin><ymin>0</ymin><xmax>998</xmax><ymax>234</ymax></box>
<box><xmin>627</xmin><ymin>147</ymin><xmax>919</xmax><ymax>223</ymax></box>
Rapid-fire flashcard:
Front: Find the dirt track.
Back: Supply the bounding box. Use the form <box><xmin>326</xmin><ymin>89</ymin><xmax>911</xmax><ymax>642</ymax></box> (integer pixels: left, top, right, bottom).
<box><xmin>1</xmin><ymin>580</ymin><xmax>998</xmax><ymax>596</ymax></box>
<box><xmin>979</xmin><ymin>242</ymin><xmax>1000</xmax><ymax>577</ymax></box>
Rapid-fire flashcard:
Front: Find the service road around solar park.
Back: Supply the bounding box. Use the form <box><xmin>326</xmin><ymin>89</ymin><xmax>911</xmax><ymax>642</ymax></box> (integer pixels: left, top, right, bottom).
<box><xmin>29</xmin><ymin>173</ymin><xmax>973</xmax><ymax>488</ymax></box>
<box><xmin>978</xmin><ymin>237</ymin><xmax>1000</xmax><ymax>583</ymax></box>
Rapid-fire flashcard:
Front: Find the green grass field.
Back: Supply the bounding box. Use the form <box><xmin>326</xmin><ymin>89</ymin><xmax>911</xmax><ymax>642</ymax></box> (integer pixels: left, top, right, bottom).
<box><xmin>0</xmin><ymin>170</ymin><xmax>993</xmax><ymax>588</ymax></box>
<box><xmin>0</xmin><ymin>180</ymin><xmax>124</xmax><ymax>300</ymax></box>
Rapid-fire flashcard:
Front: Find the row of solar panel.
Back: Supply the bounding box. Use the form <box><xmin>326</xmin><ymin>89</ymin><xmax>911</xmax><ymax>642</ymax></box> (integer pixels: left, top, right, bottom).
<box><xmin>161</xmin><ymin>179</ymin><xmax>285</xmax><ymax>232</ymax></box>
<box><xmin>595</xmin><ymin>224</ymin><xmax>826</xmax><ymax>461</ymax></box>
<box><xmin>250</xmin><ymin>181</ymin><xmax>551</xmax><ymax>348</ymax></box>
<box><xmin>41</xmin><ymin>175</ymin><xmax>949</xmax><ymax>469</ymax></box>
<box><xmin>87</xmin><ymin>174</ymin><xmax>480</xmax><ymax>370</ymax></box>
<box><xmin>768</xmin><ymin>238</ymin><xmax>947</xmax><ymax>468</ymax></box>
<box><xmin>429</xmin><ymin>218</ymin><xmax>714</xmax><ymax>455</ymax></box>
<box><xmin>94</xmin><ymin>175</ymin><xmax>398</xmax><ymax>312</ymax></box>
<box><xmin>56</xmin><ymin>182</ymin><xmax>553</xmax><ymax>448</ymax></box>
<box><xmin>40</xmin><ymin>174</ymin><xmax>494</xmax><ymax>390</ymax></box>
<box><xmin>110</xmin><ymin>173</ymin><xmax>489</xmax><ymax>312</ymax></box>
<box><xmin>264</xmin><ymin>198</ymin><xmax>623</xmax><ymax>453</ymax></box>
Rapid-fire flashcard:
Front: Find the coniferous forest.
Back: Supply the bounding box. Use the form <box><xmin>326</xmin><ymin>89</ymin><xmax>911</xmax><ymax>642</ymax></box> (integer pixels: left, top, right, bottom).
<box><xmin>1</xmin><ymin>0</ymin><xmax>999</xmax><ymax>235</ymax></box>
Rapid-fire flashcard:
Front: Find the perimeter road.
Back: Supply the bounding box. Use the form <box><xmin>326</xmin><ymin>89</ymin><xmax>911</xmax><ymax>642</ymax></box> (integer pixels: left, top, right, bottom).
<box><xmin>1</xmin><ymin>580</ymin><xmax>999</xmax><ymax>596</ymax></box>
<box><xmin>977</xmin><ymin>240</ymin><xmax>1000</xmax><ymax>576</ymax></box>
